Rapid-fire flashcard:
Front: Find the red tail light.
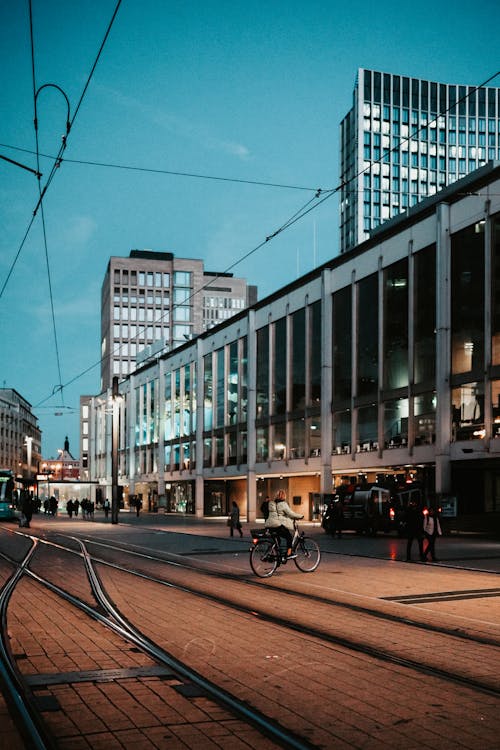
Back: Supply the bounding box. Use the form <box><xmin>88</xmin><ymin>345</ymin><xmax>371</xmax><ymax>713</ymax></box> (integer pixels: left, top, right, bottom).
<box><xmin>389</xmin><ymin>507</ymin><xmax>395</xmax><ymax>520</ymax></box>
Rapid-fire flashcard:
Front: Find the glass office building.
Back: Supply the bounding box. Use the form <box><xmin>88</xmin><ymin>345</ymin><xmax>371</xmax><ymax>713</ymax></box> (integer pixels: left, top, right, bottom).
<box><xmin>88</xmin><ymin>164</ymin><xmax>500</xmax><ymax>531</ymax></box>
<box><xmin>340</xmin><ymin>69</ymin><xmax>500</xmax><ymax>253</ymax></box>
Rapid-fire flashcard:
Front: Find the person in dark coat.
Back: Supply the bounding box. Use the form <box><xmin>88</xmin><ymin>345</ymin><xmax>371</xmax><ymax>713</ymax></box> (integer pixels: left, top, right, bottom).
<box><xmin>404</xmin><ymin>499</ymin><xmax>425</xmax><ymax>562</ymax></box>
<box><xmin>135</xmin><ymin>496</ymin><xmax>142</xmax><ymax>517</ymax></box>
<box><xmin>21</xmin><ymin>492</ymin><xmax>33</xmax><ymax>528</ymax></box>
<box><xmin>331</xmin><ymin>500</ymin><xmax>344</xmax><ymax>539</ymax></box>
<box><xmin>229</xmin><ymin>500</ymin><xmax>243</xmax><ymax>537</ymax></box>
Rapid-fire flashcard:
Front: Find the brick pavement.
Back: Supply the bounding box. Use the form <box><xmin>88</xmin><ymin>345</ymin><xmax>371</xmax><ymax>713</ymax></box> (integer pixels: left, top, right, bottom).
<box><xmin>0</xmin><ymin>517</ymin><xmax>499</xmax><ymax>748</ymax></box>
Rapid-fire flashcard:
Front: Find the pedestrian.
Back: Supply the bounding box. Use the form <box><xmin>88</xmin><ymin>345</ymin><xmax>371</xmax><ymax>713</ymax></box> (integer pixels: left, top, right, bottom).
<box><xmin>49</xmin><ymin>495</ymin><xmax>58</xmax><ymax>516</ymax></box>
<box><xmin>135</xmin><ymin>496</ymin><xmax>142</xmax><ymax>517</ymax></box>
<box><xmin>73</xmin><ymin>499</ymin><xmax>80</xmax><ymax>517</ymax></box>
<box><xmin>329</xmin><ymin>499</ymin><xmax>344</xmax><ymax>539</ymax></box>
<box><xmin>66</xmin><ymin>499</ymin><xmax>74</xmax><ymax>518</ymax></box>
<box><xmin>260</xmin><ymin>496</ymin><xmax>270</xmax><ymax>520</ymax></box>
<box><xmin>423</xmin><ymin>506</ymin><xmax>442</xmax><ymax>562</ymax></box>
<box><xmin>103</xmin><ymin>497</ymin><xmax>110</xmax><ymax>519</ymax></box>
<box><xmin>265</xmin><ymin>489</ymin><xmax>303</xmax><ymax>559</ymax></box>
<box><xmin>404</xmin><ymin>499</ymin><xmax>425</xmax><ymax>561</ymax></box>
<box><xmin>20</xmin><ymin>491</ymin><xmax>33</xmax><ymax>528</ymax></box>
<box><xmin>229</xmin><ymin>500</ymin><xmax>243</xmax><ymax>537</ymax></box>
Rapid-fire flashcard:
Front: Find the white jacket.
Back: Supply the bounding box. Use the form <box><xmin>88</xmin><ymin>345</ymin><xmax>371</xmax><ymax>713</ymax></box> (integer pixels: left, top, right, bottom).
<box><xmin>423</xmin><ymin>515</ymin><xmax>442</xmax><ymax>536</ymax></box>
<box><xmin>265</xmin><ymin>499</ymin><xmax>303</xmax><ymax>531</ymax></box>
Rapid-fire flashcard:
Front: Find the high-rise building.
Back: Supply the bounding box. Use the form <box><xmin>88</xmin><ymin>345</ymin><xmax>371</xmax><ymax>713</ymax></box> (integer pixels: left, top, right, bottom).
<box><xmin>340</xmin><ymin>68</ymin><xmax>500</xmax><ymax>252</ymax></box>
<box><xmin>100</xmin><ymin>249</ymin><xmax>257</xmax><ymax>391</ymax></box>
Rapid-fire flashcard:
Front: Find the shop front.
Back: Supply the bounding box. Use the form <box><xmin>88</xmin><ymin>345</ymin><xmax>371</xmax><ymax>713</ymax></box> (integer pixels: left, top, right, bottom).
<box><xmin>164</xmin><ymin>480</ymin><xmax>195</xmax><ymax>514</ymax></box>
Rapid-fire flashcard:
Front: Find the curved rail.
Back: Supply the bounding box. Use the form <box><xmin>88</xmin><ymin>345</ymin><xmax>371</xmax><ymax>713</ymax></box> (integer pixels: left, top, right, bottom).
<box><xmin>0</xmin><ymin>537</ymin><xmax>55</xmax><ymax>749</ymax></box>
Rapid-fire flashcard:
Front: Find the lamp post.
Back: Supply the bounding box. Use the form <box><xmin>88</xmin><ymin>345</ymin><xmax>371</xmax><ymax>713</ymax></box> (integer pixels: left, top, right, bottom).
<box><xmin>111</xmin><ymin>376</ymin><xmax>120</xmax><ymax>524</ymax></box>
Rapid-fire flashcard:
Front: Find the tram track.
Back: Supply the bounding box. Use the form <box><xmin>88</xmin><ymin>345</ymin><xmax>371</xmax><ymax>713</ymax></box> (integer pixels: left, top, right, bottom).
<box><xmin>88</xmin><ymin>544</ymin><xmax>500</xmax><ymax>698</ymax></box>
<box><xmin>74</xmin><ymin>531</ymin><xmax>500</xmax><ymax>649</ymax></box>
<box><xmin>12</xmin><ymin>529</ymin><xmax>500</xmax><ymax>697</ymax></box>
<box><xmin>1</xmin><ymin>525</ymin><xmax>499</xmax><ymax>748</ymax></box>
<box><xmin>0</xmin><ymin>531</ymin><xmax>317</xmax><ymax>750</ymax></box>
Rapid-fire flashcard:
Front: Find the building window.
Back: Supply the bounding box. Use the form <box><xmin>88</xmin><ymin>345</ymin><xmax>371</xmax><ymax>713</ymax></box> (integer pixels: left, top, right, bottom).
<box><xmin>383</xmin><ymin>259</ymin><xmax>408</xmax><ymax>390</ymax></box>
<box><xmin>451</xmin><ymin>223</ymin><xmax>485</xmax><ymax>375</ymax></box>
<box><xmin>272</xmin><ymin>318</ymin><xmax>287</xmax><ymax>415</ymax></box>
<box><xmin>256</xmin><ymin>327</ymin><xmax>269</xmax><ymax>418</ymax></box>
<box><xmin>452</xmin><ymin>383</ymin><xmax>484</xmax><ymax>441</ymax></box>
<box><xmin>174</xmin><ymin>271</ymin><xmax>191</xmax><ymax>286</ymax></box>
<box><xmin>357</xmin><ymin>274</ymin><xmax>378</xmax><ymax>397</ymax></box>
<box><xmin>414</xmin><ymin>393</ymin><xmax>436</xmax><ymax>445</ymax></box>
<box><xmin>291</xmin><ymin>309</ymin><xmax>306</xmax><ymax>411</ymax></box>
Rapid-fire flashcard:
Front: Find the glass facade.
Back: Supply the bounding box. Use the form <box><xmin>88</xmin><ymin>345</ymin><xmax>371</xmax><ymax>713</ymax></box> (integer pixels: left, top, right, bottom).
<box><xmin>340</xmin><ymin>69</ymin><xmax>500</xmax><ymax>253</ymax></box>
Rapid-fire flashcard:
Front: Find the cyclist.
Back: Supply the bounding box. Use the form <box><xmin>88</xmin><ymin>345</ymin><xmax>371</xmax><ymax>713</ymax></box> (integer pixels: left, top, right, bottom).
<box><xmin>265</xmin><ymin>489</ymin><xmax>304</xmax><ymax>559</ymax></box>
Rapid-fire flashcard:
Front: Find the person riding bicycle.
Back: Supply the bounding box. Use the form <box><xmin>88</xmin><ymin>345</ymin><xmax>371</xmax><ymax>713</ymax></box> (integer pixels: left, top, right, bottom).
<box><xmin>265</xmin><ymin>489</ymin><xmax>304</xmax><ymax>559</ymax></box>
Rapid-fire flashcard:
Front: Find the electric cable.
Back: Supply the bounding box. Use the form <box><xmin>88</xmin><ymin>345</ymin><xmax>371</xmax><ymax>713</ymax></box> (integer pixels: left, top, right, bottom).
<box><xmin>29</xmin><ymin>0</ymin><xmax>65</xmax><ymax>405</ymax></box>
<box><xmin>0</xmin><ymin>0</ymin><xmax>123</xmax><ymax>304</ymax></box>
<box><xmin>0</xmin><ymin>143</ymin><xmax>320</xmax><ymax>192</ymax></box>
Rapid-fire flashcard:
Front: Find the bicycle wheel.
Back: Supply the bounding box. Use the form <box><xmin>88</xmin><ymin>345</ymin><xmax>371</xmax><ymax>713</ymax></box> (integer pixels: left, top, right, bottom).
<box><xmin>294</xmin><ymin>536</ymin><xmax>321</xmax><ymax>572</ymax></box>
<box><xmin>250</xmin><ymin>539</ymin><xmax>278</xmax><ymax>578</ymax></box>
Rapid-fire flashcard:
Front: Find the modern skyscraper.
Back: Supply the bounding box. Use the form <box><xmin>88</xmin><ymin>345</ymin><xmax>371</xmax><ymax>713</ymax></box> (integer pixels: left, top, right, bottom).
<box><xmin>339</xmin><ymin>68</ymin><xmax>500</xmax><ymax>252</ymax></box>
<box><xmin>100</xmin><ymin>249</ymin><xmax>257</xmax><ymax>391</ymax></box>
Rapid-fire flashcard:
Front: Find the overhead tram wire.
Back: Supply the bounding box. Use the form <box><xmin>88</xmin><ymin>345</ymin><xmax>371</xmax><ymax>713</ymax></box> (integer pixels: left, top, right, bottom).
<box><xmin>0</xmin><ymin>0</ymin><xmax>123</xmax><ymax>305</ymax></box>
<box><xmin>29</xmin><ymin>0</ymin><xmax>65</xmax><ymax>405</ymax></box>
<box><xmin>34</xmin><ymin>69</ymin><xmax>500</xmax><ymax>407</ymax></box>
<box><xmin>0</xmin><ymin>144</ymin><xmax>320</xmax><ymax>193</ymax></box>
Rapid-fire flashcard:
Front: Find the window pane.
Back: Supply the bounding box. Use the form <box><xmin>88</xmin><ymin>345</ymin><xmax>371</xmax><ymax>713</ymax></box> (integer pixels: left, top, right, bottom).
<box><xmin>414</xmin><ymin>246</ymin><xmax>436</xmax><ymax>382</ymax></box>
<box><xmin>451</xmin><ymin>223</ymin><xmax>485</xmax><ymax>374</ymax></box>
<box><xmin>333</xmin><ymin>286</ymin><xmax>352</xmax><ymax>404</ymax></box>
<box><xmin>357</xmin><ymin>274</ymin><xmax>378</xmax><ymax>396</ymax></box>
<box><xmin>273</xmin><ymin>318</ymin><xmax>287</xmax><ymax>414</ymax></box>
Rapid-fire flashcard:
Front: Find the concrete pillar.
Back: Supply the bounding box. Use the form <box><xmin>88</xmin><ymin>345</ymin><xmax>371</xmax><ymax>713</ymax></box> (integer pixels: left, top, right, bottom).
<box><xmin>246</xmin><ymin>310</ymin><xmax>257</xmax><ymax>521</ymax></box>
<box><xmin>195</xmin><ymin>337</ymin><xmax>205</xmax><ymax>517</ymax></box>
<box><xmin>320</xmin><ymin>270</ymin><xmax>333</xmax><ymax>494</ymax></box>
<box><xmin>435</xmin><ymin>202</ymin><xmax>452</xmax><ymax>496</ymax></box>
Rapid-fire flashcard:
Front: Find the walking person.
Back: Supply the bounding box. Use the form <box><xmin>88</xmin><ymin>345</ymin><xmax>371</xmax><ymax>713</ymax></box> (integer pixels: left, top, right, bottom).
<box><xmin>135</xmin><ymin>496</ymin><xmax>142</xmax><ymax>517</ymax></box>
<box><xmin>265</xmin><ymin>489</ymin><xmax>303</xmax><ymax>559</ymax></box>
<box><xmin>423</xmin><ymin>506</ymin><xmax>442</xmax><ymax>562</ymax></box>
<box><xmin>103</xmin><ymin>497</ymin><xmax>110</xmax><ymax>519</ymax></box>
<box><xmin>20</xmin><ymin>491</ymin><xmax>33</xmax><ymax>528</ymax></box>
<box><xmin>404</xmin><ymin>499</ymin><xmax>425</xmax><ymax>562</ymax></box>
<box><xmin>331</xmin><ymin>499</ymin><xmax>344</xmax><ymax>539</ymax></box>
<box><xmin>229</xmin><ymin>500</ymin><xmax>243</xmax><ymax>537</ymax></box>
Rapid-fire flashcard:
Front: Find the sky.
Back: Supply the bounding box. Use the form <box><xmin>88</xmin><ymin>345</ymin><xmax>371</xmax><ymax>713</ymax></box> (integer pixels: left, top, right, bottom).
<box><xmin>1</xmin><ymin>0</ymin><xmax>499</xmax><ymax>460</ymax></box>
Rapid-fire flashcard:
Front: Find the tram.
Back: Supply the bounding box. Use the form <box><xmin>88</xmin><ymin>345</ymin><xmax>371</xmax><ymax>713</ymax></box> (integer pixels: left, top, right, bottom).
<box><xmin>0</xmin><ymin>469</ymin><xmax>17</xmax><ymax>519</ymax></box>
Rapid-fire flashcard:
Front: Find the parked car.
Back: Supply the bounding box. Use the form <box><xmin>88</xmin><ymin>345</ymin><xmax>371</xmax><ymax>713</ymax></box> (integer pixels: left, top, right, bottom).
<box><xmin>335</xmin><ymin>486</ymin><xmax>394</xmax><ymax>536</ymax></box>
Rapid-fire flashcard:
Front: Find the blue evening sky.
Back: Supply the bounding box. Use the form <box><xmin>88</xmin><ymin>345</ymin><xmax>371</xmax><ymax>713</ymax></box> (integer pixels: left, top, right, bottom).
<box><xmin>1</xmin><ymin>0</ymin><xmax>499</xmax><ymax>458</ymax></box>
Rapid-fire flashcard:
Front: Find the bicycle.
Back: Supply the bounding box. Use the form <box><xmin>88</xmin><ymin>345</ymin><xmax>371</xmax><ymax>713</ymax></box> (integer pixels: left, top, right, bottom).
<box><xmin>249</xmin><ymin>520</ymin><xmax>321</xmax><ymax>578</ymax></box>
